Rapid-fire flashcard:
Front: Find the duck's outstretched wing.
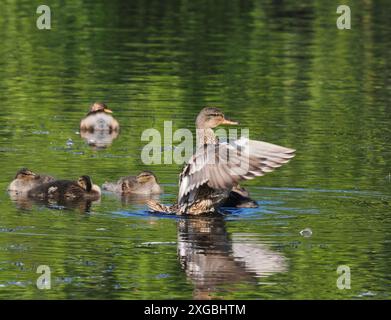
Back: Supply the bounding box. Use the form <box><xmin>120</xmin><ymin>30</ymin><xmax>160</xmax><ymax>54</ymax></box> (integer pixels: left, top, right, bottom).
<box><xmin>178</xmin><ymin>138</ymin><xmax>295</xmax><ymax>207</ymax></box>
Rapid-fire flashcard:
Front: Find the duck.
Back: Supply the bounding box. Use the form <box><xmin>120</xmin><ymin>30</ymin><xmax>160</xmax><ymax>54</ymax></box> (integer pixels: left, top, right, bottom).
<box><xmin>7</xmin><ymin>168</ymin><xmax>55</xmax><ymax>195</ymax></box>
<box><xmin>28</xmin><ymin>175</ymin><xmax>101</xmax><ymax>201</ymax></box>
<box><xmin>102</xmin><ymin>171</ymin><xmax>162</xmax><ymax>195</ymax></box>
<box><xmin>220</xmin><ymin>184</ymin><xmax>258</xmax><ymax>208</ymax></box>
<box><xmin>80</xmin><ymin>102</ymin><xmax>120</xmax><ymax>133</ymax></box>
<box><xmin>147</xmin><ymin>107</ymin><xmax>295</xmax><ymax>215</ymax></box>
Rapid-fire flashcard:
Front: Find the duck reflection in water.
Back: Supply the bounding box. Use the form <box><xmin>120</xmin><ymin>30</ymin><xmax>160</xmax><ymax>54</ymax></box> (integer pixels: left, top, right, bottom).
<box><xmin>10</xmin><ymin>194</ymin><xmax>97</xmax><ymax>213</ymax></box>
<box><xmin>177</xmin><ymin>215</ymin><xmax>287</xmax><ymax>299</ymax></box>
<box><xmin>80</xmin><ymin>129</ymin><xmax>119</xmax><ymax>150</ymax></box>
<box><xmin>105</xmin><ymin>192</ymin><xmax>162</xmax><ymax>207</ymax></box>
<box><xmin>35</xmin><ymin>197</ymin><xmax>96</xmax><ymax>213</ymax></box>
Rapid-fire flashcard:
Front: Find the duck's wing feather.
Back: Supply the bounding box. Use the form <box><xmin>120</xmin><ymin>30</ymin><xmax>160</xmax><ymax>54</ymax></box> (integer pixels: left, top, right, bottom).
<box><xmin>178</xmin><ymin>138</ymin><xmax>295</xmax><ymax>206</ymax></box>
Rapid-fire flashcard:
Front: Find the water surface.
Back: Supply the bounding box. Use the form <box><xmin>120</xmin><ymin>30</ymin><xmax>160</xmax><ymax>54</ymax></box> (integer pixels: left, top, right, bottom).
<box><xmin>0</xmin><ymin>0</ymin><xmax>390</xmax><ymax>299</ymax></box>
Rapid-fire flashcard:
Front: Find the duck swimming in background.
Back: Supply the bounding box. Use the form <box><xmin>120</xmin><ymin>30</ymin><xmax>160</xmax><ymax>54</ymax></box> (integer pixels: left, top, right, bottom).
<box><xmin>80</xmin><ymin>102</ymin><xmax>120</xmax><ymax>133</ymax></box>
<box><xmin>7</xmin><ymin>168</ymin><xmax>55</xmax><ymax>195</ymax></box>
<box><xmin>28</xmin><ymin>175</ymin><xmax>101</xmax><ymax>201</ymax></box>
<box><xmin>80</xmin><ymin>102</ymin><xmax>120</xmax><ymax>149</ymax></box>
<box><xmin>147</xmin><ymin>107</ymin><xmax>295</xmax><ymax>215</ymax></box>
<box><xmin>102</xmin><ymin>171</ymin><xmax>162</xmax><ymax>195</ymax></box>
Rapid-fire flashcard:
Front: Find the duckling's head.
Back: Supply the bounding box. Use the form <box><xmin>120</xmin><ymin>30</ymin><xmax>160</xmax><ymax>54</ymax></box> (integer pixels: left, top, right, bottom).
<box><xmin>231</xmin><ymin>184</ymin><xmax>250</xmax><ymax>198</ymax></box>
<box><xmin>77</xmin><ymin>175</ymin><xmax>101</xmax><ymax>196</ymax></box>
<box><xmin>88</xmin><ymin>102</ymin><xmax>113</xmax><ymax>115</ymax></box>
<box><xmin>15</xmin><ymin>168</ymin><xmax>37</xmax><ymax>180</ymax></box>
<box><xmin>136</xmin><ymin>171</ymin><xmax>158</xmax><ymax>185</ymax></box>
<box><xmin>196</xmin><ymin>107</ymin><xmax>239</xmax><ymax>129</ymax></box>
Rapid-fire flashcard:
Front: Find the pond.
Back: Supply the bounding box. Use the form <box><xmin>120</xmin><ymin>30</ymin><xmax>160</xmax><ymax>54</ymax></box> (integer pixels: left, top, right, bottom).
<box><xmin>0</xmin><ymin>0</ymin><xmax>390</xmax><ymax>299</ymax></box>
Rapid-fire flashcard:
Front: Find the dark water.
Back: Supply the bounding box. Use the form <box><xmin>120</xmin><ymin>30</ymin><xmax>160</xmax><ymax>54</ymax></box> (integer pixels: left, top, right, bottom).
<box><xmin>0</xmin><ymin>0</ymin><xmax>390</xmax><ymax>299</ymax></box>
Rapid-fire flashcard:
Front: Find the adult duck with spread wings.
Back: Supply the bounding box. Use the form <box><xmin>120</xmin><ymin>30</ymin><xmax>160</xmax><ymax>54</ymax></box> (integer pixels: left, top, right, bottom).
<box><xmin>147</xmin><ymin>107</ymin><xmax>295</xmax><ymax>215</ymax></box>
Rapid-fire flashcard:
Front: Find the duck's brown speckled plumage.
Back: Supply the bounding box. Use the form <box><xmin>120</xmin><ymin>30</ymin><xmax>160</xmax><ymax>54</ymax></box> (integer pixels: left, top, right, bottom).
<box><xmin>28</xmin><ymin>175</ymin><xmax>101</xmax><ymax>201</ymax></box>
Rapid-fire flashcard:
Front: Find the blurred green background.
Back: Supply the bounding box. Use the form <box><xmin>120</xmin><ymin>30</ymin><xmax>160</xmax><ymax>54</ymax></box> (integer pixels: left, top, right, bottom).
<box><xmin>0</xmin><ymin>0</ymin><xmax>390</xmax><ymax>299</ymax></box>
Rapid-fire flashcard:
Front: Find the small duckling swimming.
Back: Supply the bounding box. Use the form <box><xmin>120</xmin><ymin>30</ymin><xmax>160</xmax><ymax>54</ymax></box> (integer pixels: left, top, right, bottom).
<box><xmin>80</xmin><ymin>102</ymin><xmax>120</xmax><ymax>133</ymax></box>
<box><xmin>220</xmin><ymin>184</ymin><xmax>258</xmax><ymax>208</ymax></box>
<box><xmin>102</xmin><ymin>171</ymin><xmax>162</xmax><ymax>195</ymax></box>
<box><xmin>7</xmin><ymin>168</ymin><xmax>55</xmax><ymax>195</ymax></box>
<box><xmin>28</xmin><ymin>175</ymin><xmax>101</xmax><ymax>201</ymax></box>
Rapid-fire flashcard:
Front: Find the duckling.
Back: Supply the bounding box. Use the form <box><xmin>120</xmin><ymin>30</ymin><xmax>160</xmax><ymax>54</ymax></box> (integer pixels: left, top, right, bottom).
<box><xmin>220</xmin><ymin>184</ymin><xmax>258</xmax><ymax>208</ymax></box>
<box><xmin>102</xmin><ymin>171</ymin><xmax>162</xmax><ymax>195</ymax></box>
<box><xmin>28</xmin><ymin>175</ymin><xmax>101</xmax><ymax>201</ymax></box>
<box><xmin>7</xmin><ymin>168</ymin><xmax>55</xmax><ymax>195</ymax></box>
<box><xmin>147</xmin><ymin>107</ymin><xmax>295</xmax><ymax>215</ymax></box>
<box><xmin>80</xmin><ymin>102</ymin><xmax>120</xmax><ymax>133</ymax></box>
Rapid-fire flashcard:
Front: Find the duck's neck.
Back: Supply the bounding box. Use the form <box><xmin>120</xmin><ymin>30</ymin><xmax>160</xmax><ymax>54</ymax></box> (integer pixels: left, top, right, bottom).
<box><xmin>196</xmin><ymin>127</ymin><xmax>219</xmax><ymax>147</ymax></box>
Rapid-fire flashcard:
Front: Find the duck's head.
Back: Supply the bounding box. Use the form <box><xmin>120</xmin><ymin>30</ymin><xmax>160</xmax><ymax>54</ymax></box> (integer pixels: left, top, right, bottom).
<box><xmin>196</xmin><ymin>107</ymin><xmax>239</xmax><ymax>129</ymax></box>
<box><xmin>15</xmin><ymin>168</ymin><xmax>37</xmax><ymax>180</ymax></box>
<box><xmin>77</xmin><ymin>175</ymin><xmax>93</xmax><ymax>192</ymax></box>
<box><xmin>231</xmin><ymin>184</ymin><xmax>250</xmax><ymax>198</ymax></box>
<box><xmin>88</xmin><ymin>102</ymin><xmax>113</xmax><ymax>115</ymax></box>
<box><xmin>77</xmin><ymin>175</ymin><xmax>101</xmax><ymax>195</ymax></box>
<box><xmin>136</xmin><ymin>171</ymin><xmax>158</xmax><ymax>185</ymax></box>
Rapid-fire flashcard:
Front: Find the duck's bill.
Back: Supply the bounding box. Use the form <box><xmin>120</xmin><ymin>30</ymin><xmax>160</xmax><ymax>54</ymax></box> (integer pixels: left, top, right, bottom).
<box><xmin>222</xmin><ymin>118</ymin><xmax>239</xmax><ymax>125</ymax></box>
<box><xmin>104</xmin><ymin>108</ymin><xmax>113</xmax><ymax>113</ymax></box>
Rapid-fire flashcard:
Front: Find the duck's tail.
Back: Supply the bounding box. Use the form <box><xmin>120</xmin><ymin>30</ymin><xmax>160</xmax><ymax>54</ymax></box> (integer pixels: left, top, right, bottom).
<box><xmin>146</xmin><ymin>200</ymin><xmax>179</xmax><ymax>214</ymax></box>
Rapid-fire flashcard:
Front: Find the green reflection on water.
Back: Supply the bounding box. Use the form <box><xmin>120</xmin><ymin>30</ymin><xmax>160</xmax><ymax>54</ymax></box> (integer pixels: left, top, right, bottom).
<box><xmin>0</xmin><ymin>0</ymin><xmax>390</xmax><ymax>299</ymax></box>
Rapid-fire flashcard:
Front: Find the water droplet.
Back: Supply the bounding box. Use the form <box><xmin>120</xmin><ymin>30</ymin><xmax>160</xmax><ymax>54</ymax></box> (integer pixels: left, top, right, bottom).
<box><xmin>66</xmin><ymin>138</ymin><xmax>74</xmax><ymax>147</ymax></box>
<box><xmin>300</xmin><ymin>228</ymin><xmax>312</xmax><ymax>237</ymax></box>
